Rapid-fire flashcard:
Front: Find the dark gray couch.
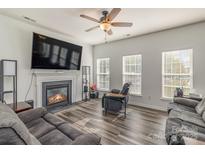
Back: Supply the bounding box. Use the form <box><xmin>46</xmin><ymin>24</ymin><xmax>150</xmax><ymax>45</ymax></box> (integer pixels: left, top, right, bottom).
<box><xmin>0</xmin><ymin>103</ymin><xmax>101</xmax><ymax>145</ymax></box>
<box><xmin>165</xmin><ymin>97</ymin><xmax>205</xmax><ymax>144</ymax></box>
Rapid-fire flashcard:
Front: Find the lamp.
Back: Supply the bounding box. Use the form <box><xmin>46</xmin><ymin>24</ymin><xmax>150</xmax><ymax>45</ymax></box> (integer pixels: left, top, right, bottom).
<box><xmin>3</xmin><ymin>60</ymin><xmax>16</xmax><ymax>76</ymax></box>
<box><xmin>100</xmin><ymin>22</ymin><xmax>111</xmax><ymax>32</ymax></box>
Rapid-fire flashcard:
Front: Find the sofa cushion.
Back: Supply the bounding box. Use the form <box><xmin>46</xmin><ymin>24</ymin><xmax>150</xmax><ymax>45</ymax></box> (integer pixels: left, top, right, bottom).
<box><xmin>168</xmin><ymin>102</ymin><xmax>196</xmax><ymax>113</ymax></box>
<box><xmin>195</xmin><ymin>98</ymin><xmax>205</xmax><ymax>115</ymax></box>
<box><xmin>58</xmin><ymin>123</ymin><xmax>83</xmax><ymax>140</ymax></box>
<box><xmin>43</xmin><ymin>113</ymin><xmax>66</xmax><ymax>126</ymax></box>
<box><xmin>71</xmin><ymin>134</ymin><xmax>101</xmax><ymax>145</ymax></box>
<box><xmin>169</xmin><ymin>110</ymin><xmax>205</xmax><ymax>128</ymax></box>
<box><xmin>174</xmin><ymin>97</ymin><xmax>199</xmax><ymax>108</ymax></box>
<box><xmin>38</xmin><ymin>129</ymin><xmax>72</xmax><ymax>145</ymax></box>
<box><xmin>18</xmin><ymin>107</ymin><xmax>47</xmax><ymax>124</ymax></box>
<box><xmin>26</xmin><ymin>118</ymin><xmax>55</xmax><ymax>138</ymax></box>
<box><xmin>0</xmin><ymin>103</ymin><xmax>41</xmax><ymax>145</ymax></box>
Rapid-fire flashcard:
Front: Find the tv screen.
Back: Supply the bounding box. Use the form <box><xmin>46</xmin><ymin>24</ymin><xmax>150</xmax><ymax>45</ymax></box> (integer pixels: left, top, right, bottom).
<box><xmin>31</xmin><ymin>33</ymin><xmax>82</xmax><ymax>70</ymax></box>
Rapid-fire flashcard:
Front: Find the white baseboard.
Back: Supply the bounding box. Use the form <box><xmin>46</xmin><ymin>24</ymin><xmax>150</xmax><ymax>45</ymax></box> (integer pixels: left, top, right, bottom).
<box><xmin>128</xmin><ymin>102</ymin><xmax>167</xmax><ymax>112</ymax></box>
<box><xmin>75</xmin><ymin>98</ymin><xmax>167</xmax><ymax>112</ymax></box>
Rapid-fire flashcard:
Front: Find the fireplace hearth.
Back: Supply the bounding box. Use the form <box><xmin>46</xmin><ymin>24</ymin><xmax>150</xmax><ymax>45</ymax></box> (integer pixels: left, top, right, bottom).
<box><xmin>42</xmin><ymin>80</ymin><xmax>72</xmax><ymax>110</ymax></box>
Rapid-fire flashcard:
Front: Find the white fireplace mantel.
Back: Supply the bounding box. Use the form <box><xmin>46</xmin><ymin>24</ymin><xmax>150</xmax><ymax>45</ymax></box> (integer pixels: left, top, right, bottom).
<box><xmin>34</xmin><ymin>73</ymin><xmax>77</xmax><ymax>108</ymax></box>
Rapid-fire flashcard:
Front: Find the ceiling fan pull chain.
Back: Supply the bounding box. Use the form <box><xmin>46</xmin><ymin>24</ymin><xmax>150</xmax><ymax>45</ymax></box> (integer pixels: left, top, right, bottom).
<box><xmin>104</xmin><ymin>32</ymin><xmax>106</xmax><ymax>41</ymax></box>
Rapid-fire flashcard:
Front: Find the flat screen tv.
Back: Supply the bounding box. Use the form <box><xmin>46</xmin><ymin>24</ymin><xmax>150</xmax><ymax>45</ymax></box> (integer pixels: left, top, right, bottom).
<box><xmin>31</xmin><ymin>33</ymin><xmax>82</xmax><ymax>70</ymax></box>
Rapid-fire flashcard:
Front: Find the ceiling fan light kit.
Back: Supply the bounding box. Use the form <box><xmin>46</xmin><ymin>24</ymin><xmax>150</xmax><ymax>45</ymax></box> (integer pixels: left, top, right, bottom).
<box><xmin>80</xmin><ymin>8</ymin><xmax>133</xmax><ymax>35</ymax></box>
<box><xmin>100</xmin><ymin>22</ymin><xmax>111</xmax><ymax>32</ymax></box>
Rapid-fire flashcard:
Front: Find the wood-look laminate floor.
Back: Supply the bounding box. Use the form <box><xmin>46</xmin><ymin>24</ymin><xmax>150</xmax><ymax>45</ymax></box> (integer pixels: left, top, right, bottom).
<box><xmin>55</xmin><ymin>99</ymin><xmax>168</xmax><ymax>145</ymax></box>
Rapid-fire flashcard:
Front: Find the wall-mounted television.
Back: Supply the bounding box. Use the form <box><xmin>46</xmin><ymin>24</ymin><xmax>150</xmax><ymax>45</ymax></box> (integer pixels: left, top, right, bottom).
<box><xmin>31</xmin><ymin>33</ymin><xmax>82</xmax><ymax>70</ymax></box>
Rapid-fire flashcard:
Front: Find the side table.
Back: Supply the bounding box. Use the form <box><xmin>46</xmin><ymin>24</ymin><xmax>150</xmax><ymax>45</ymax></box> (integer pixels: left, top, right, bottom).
<box><xmin>7</xmin><ymin>102</ymin><xmax>33</xmax><ymax>113</ymax></box>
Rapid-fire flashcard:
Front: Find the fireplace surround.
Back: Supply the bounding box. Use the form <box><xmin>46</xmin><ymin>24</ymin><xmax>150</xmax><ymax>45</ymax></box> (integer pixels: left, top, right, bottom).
<box><xmin>42</xmin><ymin>80</ymin><xmax>72</xmax><ymax>110</ymax></box>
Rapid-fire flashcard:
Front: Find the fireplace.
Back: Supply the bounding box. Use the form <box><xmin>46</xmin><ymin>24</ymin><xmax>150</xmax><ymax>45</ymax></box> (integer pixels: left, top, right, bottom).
<box><xmin>42</xmin><ymin>80</ymin><xmax>72</xmax><ymax>110</ymax></box>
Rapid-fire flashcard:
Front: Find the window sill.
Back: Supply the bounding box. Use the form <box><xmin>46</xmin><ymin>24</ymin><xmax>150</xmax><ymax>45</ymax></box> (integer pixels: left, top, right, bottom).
<box><xmin>97</xmin><ymin>89</ymin><xmax>110</xmax><ymax>92</ymax></box>
<box><xmin>129</xmin><ymin>94</ymin><xmax>142</xmax><ymax>97</ymax></box>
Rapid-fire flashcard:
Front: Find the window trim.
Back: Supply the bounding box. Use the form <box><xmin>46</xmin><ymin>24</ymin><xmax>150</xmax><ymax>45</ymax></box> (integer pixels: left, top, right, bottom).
<box><xmin>96</xmin><ymin>57</ymin><xmax>110</xmax><ymax>91</ymax></box>
<box><xmin>122</xmin><ymin>54</ymin><xmax>142</xmax><ymax>96</ymax></box>
<box><xmin>161</xmin><ymin>49</ymin><xmax>193</xmax><ymax>99</ymax></box>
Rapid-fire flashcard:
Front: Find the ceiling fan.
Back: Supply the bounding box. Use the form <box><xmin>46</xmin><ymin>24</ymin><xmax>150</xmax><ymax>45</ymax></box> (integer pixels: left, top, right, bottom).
<box><xmin>80</xmin><ymin>8</ymin><xmax>133</xmax><ymax>35</ymax></box>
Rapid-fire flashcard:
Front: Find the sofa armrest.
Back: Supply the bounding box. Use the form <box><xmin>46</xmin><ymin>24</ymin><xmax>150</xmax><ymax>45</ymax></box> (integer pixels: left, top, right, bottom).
<box><xmin>71</xmin><ymin>134</ymin><xmax>101</xmax><ymax>145</ymax></box>
<box><xmin>173</xmin><ymin>97</ymin><xmax>200</xmax><ymax>108</ymax></box>
<box><xmin>188</xmin><ymin>96</ymin><xmax>203</xmax><ymax>102</ymax></box>
<box><xmin>17</xmin><ymin>107</ymin><xmax>47</xmax><ymax>124</ymax></box>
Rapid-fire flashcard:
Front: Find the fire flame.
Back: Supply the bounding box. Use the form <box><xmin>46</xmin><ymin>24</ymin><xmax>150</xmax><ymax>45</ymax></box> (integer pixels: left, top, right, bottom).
<box><xmin>48</xmin><ymin>94</ymin><xmax>67</xmax><ymax>105</ymax></box>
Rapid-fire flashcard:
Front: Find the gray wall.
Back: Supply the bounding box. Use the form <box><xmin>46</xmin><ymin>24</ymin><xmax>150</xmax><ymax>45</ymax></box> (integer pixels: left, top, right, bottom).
<box><xmin>93</xmin><ymin>22</ymin><xmax>205</xmax><ymax>111</ymax></box>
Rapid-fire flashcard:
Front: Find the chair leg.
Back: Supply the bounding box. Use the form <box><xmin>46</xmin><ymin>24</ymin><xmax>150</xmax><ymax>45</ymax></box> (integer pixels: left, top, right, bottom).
<box><xmin>104</xmin><ymin>101</ymin><xmax>108</xmax><ymax>116</ymax></box>
<box><xmin>124</xmin><ymin>102</ymin><xmax>127</xmax><ymax>118</ymax></box>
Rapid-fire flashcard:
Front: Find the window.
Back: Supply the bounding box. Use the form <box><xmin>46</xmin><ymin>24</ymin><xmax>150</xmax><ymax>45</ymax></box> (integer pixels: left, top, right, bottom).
<box><xmin>70</xmin><ymin>51</ymin><xmax>80</xmax><ymax>69</ymax></box>
<box><xmin>162</xmin><ymin>49</ymin><xmax>193</xmax><ymax>98</ymax></box>
<box><xmin>59</xmin><ymin>47</ymin><xmax>68</xmax><ymax>67</ymax></box>
<box><xmin>97</xmin><ymin>58</ymin><xmax>110</xmax><ymax>91</ymax></box>
<box><xmin>51</xmin><ymin>45</ymin><xmax>60</xmax><ymax>64</ymax></box>
<box><xmin>123</xmin><ymin>55</ymin><xmax>142</xmax><ymax>95</ymax></box>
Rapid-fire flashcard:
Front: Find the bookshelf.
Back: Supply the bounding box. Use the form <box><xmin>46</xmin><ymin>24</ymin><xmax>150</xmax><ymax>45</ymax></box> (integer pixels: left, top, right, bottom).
<box><xmin>82</xmin><ymin>66</ymin><xmax>91</xmax><ymax>101</ymax></box>
<box><xmin>0</xmin><ymin>60</ymin><xmax>17</xmax><ymax>110</ymax></box>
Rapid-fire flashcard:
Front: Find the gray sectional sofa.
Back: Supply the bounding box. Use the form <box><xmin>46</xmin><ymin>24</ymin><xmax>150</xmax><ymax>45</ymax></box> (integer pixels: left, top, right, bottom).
<box><xmin>0</xmin><ymin>103</ymin><xmax>101</xmax><ymax>145</ymax></box>
<box><xmin>165</xmin><ymin>96</ymin><xmax>205</xmax><ymax>144</ymax></box>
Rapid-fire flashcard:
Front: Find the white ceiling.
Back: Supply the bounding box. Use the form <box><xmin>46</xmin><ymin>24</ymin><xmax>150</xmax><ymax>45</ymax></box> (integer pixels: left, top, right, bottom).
<box><xmin>1</xmin><ymin>8</ymin><xmax>205</xmax><ymax>45</ymax></box>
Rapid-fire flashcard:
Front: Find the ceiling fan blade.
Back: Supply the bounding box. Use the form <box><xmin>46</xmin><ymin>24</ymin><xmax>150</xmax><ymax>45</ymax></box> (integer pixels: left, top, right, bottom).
<box><xmin>111</xmin><ymin>22</ymin><xmax>133</xmax><ymax>27</ymax></box>
<box><xmin>80</xmin><ymin>14</ymin><xmax>100</xmax><ymax>23</ymax></box>
<box><xmin>107</xmin><ymin>29</ymin><xmax>113</xmax><ymax>35</ymax></box>
<box><xmin>107</xmin><ymin>8</ymin><xmax>121</xmax><ymax>21</ymax></box>
<box><xmin>85</xmin><ymin>25</ymin><xmax>99</xmax><ymax>32</ymax></box>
